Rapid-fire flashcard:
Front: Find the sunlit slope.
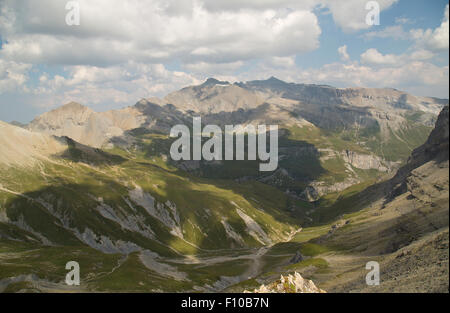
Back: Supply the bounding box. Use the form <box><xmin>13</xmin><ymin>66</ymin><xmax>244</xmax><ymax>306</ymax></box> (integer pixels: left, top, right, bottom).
<box><xmin>0</xmin><ymin>123</ymin><xmax>304</xmax><ymax>255</ymax></box>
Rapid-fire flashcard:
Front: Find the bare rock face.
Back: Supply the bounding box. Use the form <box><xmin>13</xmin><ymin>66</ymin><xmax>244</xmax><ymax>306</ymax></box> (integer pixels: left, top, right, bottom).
<box><xmin>26</xmin><ymin>78</ymin><xmax>446</xmax><ymax>151</ymax></box>
<box><xmin>27</xmin><ymin>102</ymin><xmax>145</xmax><ymax>148</ymax></box>
<box><xmin>387</xmin><ymin>105</ymin><xmax>449</xmax><ymax>201</ymax></box>
<box><xmin>236</xmin><ymin>77</ymin><xmax>443</xmax><ymax>131</ymax></box>
<box><xmin>300</xmin><ymin>186</ymin><xmax>321</xmax><ymax>202</ymax></box>
<box><xmin>341</xmin><ymin>150</ymin><xmax>390</xmax><ymax>172</ymax></box>
<box><xmin>245</xmin><ymin>272</ymin><xmax>326</xmax><ymax>293</ymax></box>
<box><xmin>300</xmin><ymin>178</ymin><xmax>360</xmax><ymax>201</ymax></box>
<box><xmin>164</xmin><ymin>79</ymin><xmax>266</xmax><ymax>114</ymax></box>
<box><xmin>163</xmin><ymin>78</ymin><xmax>444</xmax><ymax>129</ymax></box>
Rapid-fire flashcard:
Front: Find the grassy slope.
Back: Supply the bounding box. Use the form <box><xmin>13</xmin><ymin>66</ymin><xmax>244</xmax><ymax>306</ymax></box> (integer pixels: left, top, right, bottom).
<box><xmin>0</xmin><ymin>113</ymin><xmax>435</xmax><ymax>292</ymax></box>
<box><xmin>0</xmin><ymin>141</ymin><xmax>305</xmax><ymax>291</ymax></box>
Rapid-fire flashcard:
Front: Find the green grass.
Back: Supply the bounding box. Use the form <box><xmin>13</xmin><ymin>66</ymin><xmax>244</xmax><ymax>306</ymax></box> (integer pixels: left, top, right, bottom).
<box><xmin>0</xmin><ymin>136</ymin><xmax>306</xmax><ymax>269</ymax></box>
<box><xmin>300</xmin><ymin>243</ymin><xmax>331</xmax><ymax>256</ymax></box>
<box><xmin>225</xmin><ymin>278</ymin><xmax>260</xmax><ymax>292</ymax></box>
<box><xmin>93</xmin><ymin>253</ymin><xmax>192</xmax><ymax>292</ymax></box>
<box><xmin>284</xmin><ymin>258</ymin><xmax>329</xmax><ymax>271</ymax></box>
<box><xmin>285</xmin><ymin>126</ymin><xmax>368</xmax><ymax>154</ymax></box>
<box><xmin>174</xmin><ymin>259</ymin><xmax>253</xmax><ymax>285</ymax></box>
<box><xmin>2</xmin><ymin>281</ymin><xmax>38</xmax><ymax>293</ymax></box>
<box><xmin>312</xmin><ymin>179</ymin><xmax>377</xmax><ymax>224</ymax></box>
<box><xmin>366</xmin><ymin>122</ymin><xmax>431</xmax><ymax>162</ymax></box>
<box><xmin>0</xmin><ymin>241</ymin><xmax>121</xmax><ymax>282</ymax></box>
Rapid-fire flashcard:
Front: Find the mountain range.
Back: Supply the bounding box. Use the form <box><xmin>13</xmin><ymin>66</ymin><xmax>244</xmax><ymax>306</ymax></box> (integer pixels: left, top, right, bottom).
<box><xmin>0</xmin><ymin>77</ymin><xmax>448</xmax><ymax>293</ymax></box>
<box><xmin>26</xmin><ymin>78</ymin><xmax>445</xmax><ymax>200</ymax></box>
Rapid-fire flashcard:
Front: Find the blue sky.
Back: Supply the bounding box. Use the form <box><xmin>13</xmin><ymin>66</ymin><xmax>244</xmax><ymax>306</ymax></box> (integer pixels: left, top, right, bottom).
<box><xmin>0</xmin><ymin>0</ymin><xmax>448</xmax><ymax>123</ymax></box>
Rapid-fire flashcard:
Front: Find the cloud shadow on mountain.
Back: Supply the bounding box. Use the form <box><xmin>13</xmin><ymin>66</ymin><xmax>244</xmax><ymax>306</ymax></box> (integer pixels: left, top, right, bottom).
<box><xmin>54</xmin><ymin>137</ymin><xmax>127</xmax><ymax>166</ymax></box>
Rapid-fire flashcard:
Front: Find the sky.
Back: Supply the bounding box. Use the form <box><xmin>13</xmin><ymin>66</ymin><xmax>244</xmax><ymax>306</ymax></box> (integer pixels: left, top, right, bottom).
<box><xmin>0</xmin><ymin>0</ymin><xmax>448</xmax><ymax>123</ymax></box>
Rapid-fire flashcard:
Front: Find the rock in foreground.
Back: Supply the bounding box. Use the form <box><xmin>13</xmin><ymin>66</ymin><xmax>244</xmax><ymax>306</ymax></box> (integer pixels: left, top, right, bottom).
<box><xmin>245</xmin><ymin>272</ymin><xmax>326</xmax><ymax>293</ymax></box>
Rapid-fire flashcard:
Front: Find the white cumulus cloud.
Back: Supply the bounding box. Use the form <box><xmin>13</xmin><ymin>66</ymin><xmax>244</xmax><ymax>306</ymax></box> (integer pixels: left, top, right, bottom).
<box><xmin>410</xmin><ymin>4</ymin><xmax>449</xmax><ymax>52</ymax></box>
<box><xmin>0</xmin><ymin>0</ymin><xmax>321</xmax><ymax>66</ymax></box>
<box><xmin>361</xmin><ymin>48</ymin><xmax>401</xmax><ymax>65</ymax></box>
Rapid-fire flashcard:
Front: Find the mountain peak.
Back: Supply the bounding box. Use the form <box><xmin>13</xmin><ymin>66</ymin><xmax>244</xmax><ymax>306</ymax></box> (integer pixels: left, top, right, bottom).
<box><xmin>264</xmin><ymin>76</ymin><xmax>289</xmax><ymax>86</ymax></box>
<box><xmin>267</xmin><ymin>76</ymin><xmax>283</xmax><ymax>82</ymax></box>
<box><xmin>202</xmin><ymin>78</ymin><xmax>230</xmax><ymax>86</ymax></box>
<box><xmin>46</xmin><ymin>101</ymin><xmax>93</xmax><ymax>116</ymax></box>
<box><xmin>60</xmin><ymin>101</ymin><xmax>87</xmax><ymax>110</ymax></box>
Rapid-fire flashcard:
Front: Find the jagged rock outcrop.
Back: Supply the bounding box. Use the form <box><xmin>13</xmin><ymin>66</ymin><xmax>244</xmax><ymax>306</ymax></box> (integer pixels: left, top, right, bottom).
<box><xmin>386</xmin><ymin>105</ymin><xmax>449</xmax><ymax>202</ymax></box>
<box><xmin>403</xmin><ymin>105</ymin><xmax>448</xmax><ymax>168</ymax></box>
<box><xmin>245</xmin><ymin>272</ymin><xmax>326</xmax><ymax>293</ymax></box>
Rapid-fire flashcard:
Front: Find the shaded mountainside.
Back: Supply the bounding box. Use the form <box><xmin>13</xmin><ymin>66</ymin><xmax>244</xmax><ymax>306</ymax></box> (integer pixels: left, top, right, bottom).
<box><xmin>291</xmin><ymin>106</ymin><xmax>448</xmax><ymax>293</ymax></box>
<box><xmin>388</xmin><ymin>105</ymin><xmax>449</xmax><ymax>195</ymax></box>
<box><xmin>228</xmin><ymin>105</ymin><xmax>448</xmax><ymax>293</ymax></box>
